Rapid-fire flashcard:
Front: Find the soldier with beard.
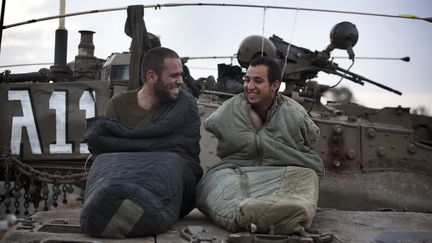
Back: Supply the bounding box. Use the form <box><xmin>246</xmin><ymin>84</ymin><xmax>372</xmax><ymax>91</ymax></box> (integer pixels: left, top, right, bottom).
<box><xmin>81</xmin><ymin>47</ymin><xmax>202</xmax><ymax>238</ymax></box>
<box><xmin>105</xmin><ymin>47</ymin><xmax>185</xmax><ymax>126</ymax></box>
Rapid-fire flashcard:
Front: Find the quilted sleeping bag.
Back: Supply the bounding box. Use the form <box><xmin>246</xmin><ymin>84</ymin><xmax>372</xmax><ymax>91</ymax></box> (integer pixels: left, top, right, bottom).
<box><xmin>196</xmin><ymin>166</ymin><xmax>319</xmax><ymax>235</ymax></box>
<box><xmin>80</xmin><ymin>152</ymin><xmax>197</xmax><ymax>238</ymax></box>
<box><xmin>197</xmin><ymin>93</ymin><xmax>323</xmax><ymax>234</ymax></box>
<box><xmin>80</xmin><ymin>90</ymin><xmax>202</xmax><ymax>238</ymax></box>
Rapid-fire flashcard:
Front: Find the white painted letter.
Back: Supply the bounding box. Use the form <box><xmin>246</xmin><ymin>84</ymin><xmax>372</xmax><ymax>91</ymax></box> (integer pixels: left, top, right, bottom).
<box><xmin>9</xmin><ymin>90</ymin><xmax>42</xmax><ymax>155</ymax></box>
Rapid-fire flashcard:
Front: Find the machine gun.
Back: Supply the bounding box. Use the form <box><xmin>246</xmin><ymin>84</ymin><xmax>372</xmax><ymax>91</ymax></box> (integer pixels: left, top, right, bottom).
<box><xmin>269</xmin><ymin>22</ymin><xmax>402</xmax><ymax>97</ymax></box>
<box><xmin>219</xmin><ymin>22</ymin><xmax>403</xmax><ymax>100</ymax></box>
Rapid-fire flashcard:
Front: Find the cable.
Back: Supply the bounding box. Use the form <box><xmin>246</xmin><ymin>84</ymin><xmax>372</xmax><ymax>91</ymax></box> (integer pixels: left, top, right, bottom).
<box><xmin>84</xmin><ymin>153</ymin><xmax>93</xmax><ymax>175</ymax></box>
<box><xmin>328</xmin><ymin>59</ymin><xmax>355</xmax><ymax>89</ymax></box>
<box><xmin>260</xmin><ymin>7</ymin><xmax>267</xmax><ymax>56</ymax></box>
<box><xmin>280</xmin><ymin>9</ymin><xmax>299</xmax><ymax>81</ymax></box>
<box><xmin>4</xmin><ymin>3</ymin><xmax>429</xmax><ymax>30</ymax></box>
<box><xmin>308</xmin><ymin>59</ymin><xmax>355</xmax><ymax>114</ymax></box>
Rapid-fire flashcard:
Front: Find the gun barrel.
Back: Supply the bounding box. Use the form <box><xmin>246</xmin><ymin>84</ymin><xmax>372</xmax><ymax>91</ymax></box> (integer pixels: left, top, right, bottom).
<box><xmin>336</xmin><ymin>66</ymin><xmax>402</xmax><ymax>95</ymax></box>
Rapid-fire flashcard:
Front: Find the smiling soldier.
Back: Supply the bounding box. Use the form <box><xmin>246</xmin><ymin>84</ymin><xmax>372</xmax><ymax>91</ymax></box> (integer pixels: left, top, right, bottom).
<box><xmin>81</xmin><ymin>47</ymin><xmax>202</xmax><ymax>238</ymax></box>
<box><xmin>196</xmin><ymin>56</ymin><xmax>324</xmax><ymax>235</ymax></box>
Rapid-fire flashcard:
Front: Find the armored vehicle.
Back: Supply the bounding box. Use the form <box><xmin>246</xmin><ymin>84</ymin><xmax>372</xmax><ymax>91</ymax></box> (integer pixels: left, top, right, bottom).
<box><xmin>1</xmin><ymin>2</ymin><xmax>432</xmax><ymax>242</ymax></box>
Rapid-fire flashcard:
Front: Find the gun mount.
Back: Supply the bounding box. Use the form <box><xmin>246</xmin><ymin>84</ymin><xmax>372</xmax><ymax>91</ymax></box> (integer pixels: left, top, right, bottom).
<box><xmin>218</xmin><ymin>21</ymin><xmax>403</xmax><ymax>105</ymax></box>
<box><xmin>269</xmin><ymin>22</ymin><xmax>402</xmax><ymax>97</ymax></box>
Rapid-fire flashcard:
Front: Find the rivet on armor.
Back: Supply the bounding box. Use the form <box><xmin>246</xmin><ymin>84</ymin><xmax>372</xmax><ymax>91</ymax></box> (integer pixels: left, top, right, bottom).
<box><xmin>346</xmin><ymin>149</ymin><xmax>356</xmax><ymax>159</ymax></box>
<box><xmin>347</xmin><ymin>116</ymin><xmax>357</xmax><ymax>123</ymax></box>
<box><xmin>320</xmin><ymin>111</ymin><xmax>329</xmax><ymax>119</ymax></box>
<box><xmin>334</xmin><ymin>110</ymin><xmax>343</xmax><ymax>116</ymax></box>
<box><xmin>332</xmin><ymin>148</ymin><xmax>340</xmax><ymax>155</ymax></box>
<box><xmin>408</xmin><ymin>144</ymin><xmax>416</xmax><ymax>154</ymax></box>
<box><xmin>332</xmin><ymin>135</ymin><xmax>342</xmax><ymax>143</ymax></box>
<box><xmin>376</xmin><ymin>146</ymin><xmax>386</xmax><ymax>157</ymax></box>
<box><xmin>333</xmin><ymin>125</ymin><xmax>343</xmax><ymax>134</ymax></box>
<box><xmin>367</xmin><ymin>128</ymin><xmax>376</xmax><ymax>138</ymax></box>
<box><xmin>334</xmin><ymin>160</ymin><xmax>341</xmax><ymax>167</ymax></box>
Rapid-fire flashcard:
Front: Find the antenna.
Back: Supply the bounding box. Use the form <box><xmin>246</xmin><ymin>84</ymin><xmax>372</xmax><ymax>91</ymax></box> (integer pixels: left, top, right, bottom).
<box><xmin>50</xmin><ymin>0</ymin><xmax>71</xmax><ymax>81</ymax></box>
<box><xmin>0</xmin><ymin>0</ymin><xmax>7</xmax><ymax>55</ymax></box>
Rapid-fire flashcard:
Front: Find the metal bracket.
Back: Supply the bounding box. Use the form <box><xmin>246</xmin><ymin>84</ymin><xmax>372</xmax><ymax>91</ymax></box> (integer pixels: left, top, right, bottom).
<box><xmin>180</xmin><ymin>226</ymin><xmax>217</xmax><ymax>242</ymax></box>
<box><xmin>16</xmin><ymin>217</ymin><xmax>35</xmax><ymax>230</ymax></box>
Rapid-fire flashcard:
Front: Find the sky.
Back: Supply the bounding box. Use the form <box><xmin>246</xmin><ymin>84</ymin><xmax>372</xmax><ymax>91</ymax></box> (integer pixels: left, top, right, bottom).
<box><xmin>1</xmin><ymin>0</ymin><xmax>431</xmax><ymax>115</ymax></box>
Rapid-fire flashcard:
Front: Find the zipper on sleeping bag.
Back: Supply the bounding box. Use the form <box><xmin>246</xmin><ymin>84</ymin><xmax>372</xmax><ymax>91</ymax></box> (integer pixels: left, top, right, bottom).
<box><xmin>254</xmin><ymin>130</ymin><xmax>264</xmax><ymax>166</ymax></box>
<box><xmin>248</xmin><ymin>104</ymin><xmax>264</xmax><ymax>166</ymax></box>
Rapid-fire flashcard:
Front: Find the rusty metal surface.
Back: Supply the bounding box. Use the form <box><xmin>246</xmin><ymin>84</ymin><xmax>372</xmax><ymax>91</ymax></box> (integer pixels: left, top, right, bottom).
<box><xmin>1</xmin><ymin>208</ymin><xmax>229</xmax><ymax>243</ymax></box>
<box><xmin>310</xmin><ymin>209</ymin><xmax>432</xmax><ymax>242</ymax></box>
<box><xmin>318</xmin><ymin>171</ymin><xmax>432</xmax><ymax>212</ymax></box>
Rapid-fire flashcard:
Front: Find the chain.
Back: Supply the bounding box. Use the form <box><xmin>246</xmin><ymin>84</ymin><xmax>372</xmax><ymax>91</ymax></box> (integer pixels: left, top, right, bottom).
<box><xmin>1</xmin><ymin>149</ymin><xmax>89</xmax><ymax>215</ymax></box>
<box><xmin>12</xmin><ymin>169</ymin><xmax>22</xmax><ymax>215</ymax></box>
<box><xmin>3</xmin><ymin>181</ymin><xmax>11</xmax><ymax>214</ymax></box>
<box><xmin>2</xmin><ymin>150</ymin><xmax>12</xmax><ymax>214</ymax></box>
<box><xmin>23</xmin><ymin>187</ymin><xmax>30</xmax><ymax>216</ymax></box>
<box><xmin>1</xmin><ymin>150</ymin><xmax>88</xmax><ymax>184</ymax></box>
<box><xmin>28</xmin><ymin>177</ymin><xmax>40</xmax><ymax>213</ymax></box>
<box><xmin>52</xmin><ymin>179</ymin><xmax>62</xmax><ymax>208</ymax></box>
<box><xmin>41</xmin><ymin>182</ymin><xmax>49</xmax><ymax>211</ymax></box>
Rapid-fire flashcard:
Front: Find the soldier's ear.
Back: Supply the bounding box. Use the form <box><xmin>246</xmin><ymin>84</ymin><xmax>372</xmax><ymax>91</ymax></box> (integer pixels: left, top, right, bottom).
<box><xmin>272</xmin><ymin>80</ymin><xmax>281</xmax><ymax>94</ymax></box>
<box><xmin>145</xmin><ymin>70</ymin><xmax>158</xmax><ymax>84</ymax></box>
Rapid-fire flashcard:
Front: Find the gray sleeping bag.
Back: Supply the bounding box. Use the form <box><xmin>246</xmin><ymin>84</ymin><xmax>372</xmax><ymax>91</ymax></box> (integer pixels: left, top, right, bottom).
<box><xmin>80</xmin><ymin>152</ymin><xmax>196</xmax><ymax>238</ymax></box>
<box><xmin>80</xmin><ymin>90</ymin><xmax>202</xmax><ymax>238</ymax></box>
<box><xmin>196</xmin><ymin>166</ymin><xmax>319</xmax><ymax>235</ymax></box>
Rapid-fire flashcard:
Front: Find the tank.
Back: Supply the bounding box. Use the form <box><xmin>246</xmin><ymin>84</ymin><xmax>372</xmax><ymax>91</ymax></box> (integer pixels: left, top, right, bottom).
<box><xmin>1</xmin><ymin>4</ymin><xmax>431</xmax><ymax>243</ymax></box>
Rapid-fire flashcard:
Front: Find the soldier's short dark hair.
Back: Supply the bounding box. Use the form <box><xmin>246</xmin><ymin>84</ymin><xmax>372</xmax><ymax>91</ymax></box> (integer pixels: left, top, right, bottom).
<box><xmin>249</xmin><ymin>56</ymin><xmax>281</xmax><ymax>84</ymax></box>
<box><xmin>141</xmin><ymin>47</ymin><xmax>180</xmax><ymax>82</ymax></box>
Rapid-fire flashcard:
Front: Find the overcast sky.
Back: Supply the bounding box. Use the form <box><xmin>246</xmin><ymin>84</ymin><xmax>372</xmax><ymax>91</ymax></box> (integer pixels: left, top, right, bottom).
<box><xmin>1</xmin><ymin>0</ymin><xmax>431</xmax><ymax>114</ymax></box>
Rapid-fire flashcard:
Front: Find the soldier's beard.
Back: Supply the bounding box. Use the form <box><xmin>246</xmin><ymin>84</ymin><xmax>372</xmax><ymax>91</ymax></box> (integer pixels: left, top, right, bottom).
<box><xmin>155</xmin><ymin>77</ymin><xmax>178</xmax><ymax>103</ymax></box>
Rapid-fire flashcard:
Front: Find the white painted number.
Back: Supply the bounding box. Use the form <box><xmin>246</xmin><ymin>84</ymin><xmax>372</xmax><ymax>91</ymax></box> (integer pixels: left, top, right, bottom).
<box><xmin>8</xmin><ymin>89</ymin><xmax>96</xmax><ymax>155</ymax></box>
<box><xmin>79</xmin><ymin>90</ymin><xmax>96</xmax><ymax>153</ymax></box>
<box><xmin>49</xmin><ymin>90</ymin><xmax>72</xmax><ymax>154</ymax></box>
